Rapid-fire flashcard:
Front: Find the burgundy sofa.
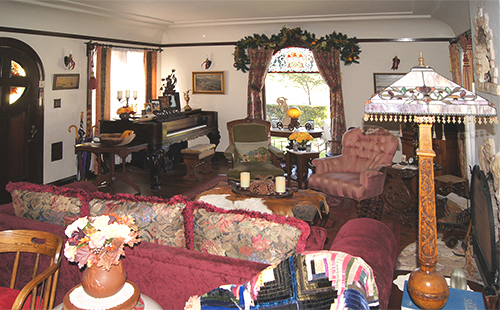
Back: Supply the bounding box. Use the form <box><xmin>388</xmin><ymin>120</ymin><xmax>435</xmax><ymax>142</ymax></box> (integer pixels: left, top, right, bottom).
<box><xmin>0</xmin><ymin>182</ymin><xmax>327</xmax><ymax>309</ymax></box>
<box><xmin>0</xmin><ymin>183</ymin><xmax>398</xmax><ymax>309</ymax></box>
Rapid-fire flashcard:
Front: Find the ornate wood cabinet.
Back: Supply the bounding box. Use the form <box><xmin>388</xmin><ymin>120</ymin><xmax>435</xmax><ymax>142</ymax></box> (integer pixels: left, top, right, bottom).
<box><xmin>401</xmin><ymin>123</ymin><xmax>461</xmax><ymax>177</ymax></box>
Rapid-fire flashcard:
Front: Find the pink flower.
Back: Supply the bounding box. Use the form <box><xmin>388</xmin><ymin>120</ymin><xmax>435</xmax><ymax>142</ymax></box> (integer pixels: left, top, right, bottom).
<box><xmin>252</xmin><ymin>234</ymin><xmax>270</xmax><ymax>251</ymax></box>
<box><xmin>239</xmin><ymin>246</ymin><xmax>255</xmax><ymax>256</ymax></box>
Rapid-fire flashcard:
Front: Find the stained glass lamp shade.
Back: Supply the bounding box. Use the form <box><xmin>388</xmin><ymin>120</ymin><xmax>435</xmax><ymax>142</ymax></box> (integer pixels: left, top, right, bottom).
<box><xmin>364</xmin><ymin>54</ymin><xmax>497</xmax><ymax>309</ymax></box>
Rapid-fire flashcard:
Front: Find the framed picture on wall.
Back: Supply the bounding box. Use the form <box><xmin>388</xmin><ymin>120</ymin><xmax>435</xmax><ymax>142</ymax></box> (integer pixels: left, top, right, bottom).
<box><xmin>53</xmin><ymin>74</ymin><xmax>80</xmax><ymax>90</ymax></box>
<box><xmin>373</xmin><ymin>73</ymin><xmax>405</xmax><ymax>93</ymax></box>
<box><xmin>192</xmin><ymin>71</ymin><xmax>225</xmax><ymax>94</ymax></box>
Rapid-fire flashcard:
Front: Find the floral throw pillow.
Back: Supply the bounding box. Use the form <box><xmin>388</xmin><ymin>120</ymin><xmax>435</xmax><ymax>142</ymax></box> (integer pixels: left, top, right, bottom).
<box><xmin>184</xmin><ymin>201</ymin><xmax>310</xmax><ymax>264</ymax></box>
<box><xmin>235</xmin><ymin>141</ymin><xmax>270</xmax><ymax>162</ymax></box>
<box><xmin>89</xmin><ymin>193</ymin><xmax>187</xmax><ymax>248</ymax></box>
<box><xmin>5</xmin><ymin>182</ymin><xmax>89</xmax><ymax>226</ymax></box>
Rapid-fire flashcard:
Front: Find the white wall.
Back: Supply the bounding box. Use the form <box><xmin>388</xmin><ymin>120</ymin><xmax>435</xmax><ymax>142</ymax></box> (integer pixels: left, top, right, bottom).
<box><xmin>1</xmin><ymin>7</ymin><xmax>486</xmax><ymax>184</ymax></box>
<box><xmin>162</xmin><ymin>19</ymin><xmax>454</xmax><ymax>152</ymax></box>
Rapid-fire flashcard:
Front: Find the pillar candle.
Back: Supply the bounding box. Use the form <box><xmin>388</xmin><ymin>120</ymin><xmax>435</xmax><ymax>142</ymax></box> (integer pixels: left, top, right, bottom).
<box><xmin>133</xmin><ymin>90</ymin><xmax>138</xmax><ymax>99</ymax></box>
<box><xmin>275</xmin><ymin>176</ymin><xmax>286</xmax><ymax>193</ymax></box>
<box><xmin>117</xmin><ymin>91</ymin><xmax>123</xmax><ymax>100</ymax></box>
<box><xmin>125</xmin><ymin>90</ymin><xmax>131</xmax><ymax>98</ymax></box>
<box><xmin>240</xmin><ymin>172</ymin><xmax>250</xmax><ymax>188</ymax></box>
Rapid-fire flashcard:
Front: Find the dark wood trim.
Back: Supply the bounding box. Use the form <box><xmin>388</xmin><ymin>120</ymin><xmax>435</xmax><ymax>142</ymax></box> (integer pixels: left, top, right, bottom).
<box><xmin>0</xmin><ymin>26</ymin><xmax>456</xmax><ymax>48</ymax></box>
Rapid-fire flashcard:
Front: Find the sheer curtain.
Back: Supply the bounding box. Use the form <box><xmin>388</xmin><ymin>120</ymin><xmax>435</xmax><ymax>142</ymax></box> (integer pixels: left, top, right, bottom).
<box><xmin>110</xmin><ymin>48</ymin><xmax>146</xmax><ymax>117</ymax></box>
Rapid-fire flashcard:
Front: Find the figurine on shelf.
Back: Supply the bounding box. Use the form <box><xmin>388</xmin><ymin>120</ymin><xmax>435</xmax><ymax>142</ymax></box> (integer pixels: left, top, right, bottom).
<box><xmin>183</xmin><ymin>89</ymin><xmax>192</xmax><ymax>111</ymax></box>
<box><xmin>160</xmin><ymin>69</ymin><xmax>177</xmax><ymax>95</ymax></box>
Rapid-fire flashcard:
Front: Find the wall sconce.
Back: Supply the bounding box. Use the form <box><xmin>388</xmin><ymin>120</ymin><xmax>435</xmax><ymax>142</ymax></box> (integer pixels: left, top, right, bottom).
<box><xmin>287</xmin><ymin>106</ymin><xmax>301</xmax><ymax>130</ymax></box>
<box><xmin>64</xmin><ymin>50</ymin><xmax>75</xmax><ymax>70</ymax></box>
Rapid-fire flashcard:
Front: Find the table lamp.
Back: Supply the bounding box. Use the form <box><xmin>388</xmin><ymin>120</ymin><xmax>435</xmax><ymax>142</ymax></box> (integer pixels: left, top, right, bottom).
<box><xmin>364</xmin><ymin>53</ymin><xmax>497</xmax><ymax>309</ymax></box>
<box><xmin>287</xmin><ymin>106</ymin><xmax>301</xmax><ymax>130</ymax></box>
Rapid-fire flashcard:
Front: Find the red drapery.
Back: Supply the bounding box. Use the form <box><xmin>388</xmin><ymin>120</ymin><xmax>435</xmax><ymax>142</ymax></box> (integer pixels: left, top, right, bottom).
<box><xmin>246</xmin><ymin>47</ymin><xmax>274</xmax><ymax>119</ymax></box>
<box><xmin>313</xmin><ymin>49</ymin><xmax>345</xmax><ymax>155</ymax></box>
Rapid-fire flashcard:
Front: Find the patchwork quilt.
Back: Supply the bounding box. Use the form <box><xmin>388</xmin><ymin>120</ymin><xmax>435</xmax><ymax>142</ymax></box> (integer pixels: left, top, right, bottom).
<box><xmin>185</xmin><ymin>251</ymin><xmax>379</xmax><ymax>310</ymax></box>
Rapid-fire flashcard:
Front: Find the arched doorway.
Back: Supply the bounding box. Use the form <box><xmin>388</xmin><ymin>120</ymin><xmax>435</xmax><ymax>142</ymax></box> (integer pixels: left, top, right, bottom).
<box><xmin>0</xmin><ymin>38</ymin><xmax>44</xmax><ymax>203</ymax></box>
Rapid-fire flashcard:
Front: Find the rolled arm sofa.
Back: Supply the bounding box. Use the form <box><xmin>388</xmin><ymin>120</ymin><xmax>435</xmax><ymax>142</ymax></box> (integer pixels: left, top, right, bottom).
<box><xmin>0</xmin><ymin>181</ymin><xmax>398</xmax><ymax>309</ymax></box>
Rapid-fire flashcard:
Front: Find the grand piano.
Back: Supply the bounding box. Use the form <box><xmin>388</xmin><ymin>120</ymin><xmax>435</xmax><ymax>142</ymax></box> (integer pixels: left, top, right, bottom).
<box><xmin>100</xmin><ymin>109</ymin><xmax>219</xmax><ymax>190</ymax></box>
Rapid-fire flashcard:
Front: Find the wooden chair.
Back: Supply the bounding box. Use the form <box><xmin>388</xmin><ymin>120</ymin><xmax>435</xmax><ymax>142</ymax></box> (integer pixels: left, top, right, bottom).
<box><xmin>0</xmin><ymin>230</ymin><xmax>63</xmax><ymax>310</ymax></box>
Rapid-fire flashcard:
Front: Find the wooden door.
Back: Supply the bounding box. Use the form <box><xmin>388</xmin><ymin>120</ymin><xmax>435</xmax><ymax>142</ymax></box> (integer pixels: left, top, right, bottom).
<box><xmin>0</xmin><ymin>38</ymin><xmax>44</xmax><ymax>204</ymax></box>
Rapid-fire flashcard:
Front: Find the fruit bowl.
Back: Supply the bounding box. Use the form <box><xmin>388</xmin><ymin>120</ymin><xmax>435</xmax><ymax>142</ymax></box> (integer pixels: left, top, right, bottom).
<box><xmin>96</xmin><ymin>132</ymin><xmax>136</xmax><ymax>146</ymax></box>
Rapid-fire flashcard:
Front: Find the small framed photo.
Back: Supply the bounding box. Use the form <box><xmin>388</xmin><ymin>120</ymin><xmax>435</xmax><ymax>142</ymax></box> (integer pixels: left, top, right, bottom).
<box><xmin>159</xmin><ymin>93</ymin><xmax>181</xmax><ymax>111</ymax></box>
<box><xmin>150</xmin><ymin>99</ymin><xmax>160</xmax><ymax>111</ymax></box>
<box><xmin>373</xmin><ymin>73</ymin><xmax>405</xmax><ymax>93</ymax></box>
<box><xmin>144</xmin><ymin>103</ymin><xmax>152</xmax><ymax>113</ymax></box>
<box><xmin>53</xmin><ymin>74</ymin><xmax>80</xmax><ymax>90</ymax></box>
<box><xmin>192</xmin><ymin>71</ymin><xmax>225</xmax><ymax>94</ymax></box>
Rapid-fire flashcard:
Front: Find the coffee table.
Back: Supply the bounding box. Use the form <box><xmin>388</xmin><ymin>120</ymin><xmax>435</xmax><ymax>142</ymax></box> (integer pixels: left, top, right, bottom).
<box><xmin>195</xmin><ymin>181</ymin><xmax>328</xmax><ymax>224</ymax></box>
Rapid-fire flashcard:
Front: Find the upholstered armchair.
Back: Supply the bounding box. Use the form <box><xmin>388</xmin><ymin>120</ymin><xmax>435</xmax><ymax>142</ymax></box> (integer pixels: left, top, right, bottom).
<box><xmin>224</xmin><ymin>118</ymin><xmax>285</xmax><ymax>180</ymax></box>
<box><xmin>309</xmin><ymin>126</ymin><xmax>398</xmax><ymax>214</ymax></box>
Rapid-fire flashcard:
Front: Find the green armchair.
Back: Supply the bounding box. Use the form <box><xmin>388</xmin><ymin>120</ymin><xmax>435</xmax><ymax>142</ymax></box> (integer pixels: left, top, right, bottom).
<box><xmin>224</xmin><ymin>118</ymin><xmax>285</xmax><ymax>180</ymax></box>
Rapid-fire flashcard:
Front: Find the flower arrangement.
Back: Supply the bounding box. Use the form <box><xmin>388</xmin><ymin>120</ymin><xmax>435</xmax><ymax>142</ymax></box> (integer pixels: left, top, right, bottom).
<box><xmin>116</xmin><ymin>106</ymin><xmax>135</xmax><ymax>116</ymax></box>
<box><xmin>288</xmin><ymin>132</ymin><xmax>314</xmax><ymax>146</ymax></box>
<box><xmin>64</xmin><ymin>214</ymin><xmax>140</xmax><ymax>271</ymax></box>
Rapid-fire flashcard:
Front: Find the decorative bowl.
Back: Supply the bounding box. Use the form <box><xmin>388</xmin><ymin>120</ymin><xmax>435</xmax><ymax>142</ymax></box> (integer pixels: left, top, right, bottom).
<box><xmin>97</xmin><ymin>133</ymin><xmax>136</xmax><ymax>146</ymax></box>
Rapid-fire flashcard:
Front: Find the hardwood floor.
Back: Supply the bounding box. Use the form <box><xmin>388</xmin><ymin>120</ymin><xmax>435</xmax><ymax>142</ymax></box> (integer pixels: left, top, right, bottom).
<box><xmin>91</xmin><ymin>152</ymin><xmax>230</xmax><ymax>198</ymax></box>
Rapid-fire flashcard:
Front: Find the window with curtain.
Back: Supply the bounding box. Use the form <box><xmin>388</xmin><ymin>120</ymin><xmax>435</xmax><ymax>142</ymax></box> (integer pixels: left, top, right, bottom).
<box><xmin>265</xmin><ymin>47</ymin><xmax>330</xmax><ymax>154</ymax></box>
<box><xmin>110</xmin><ymin>48</ymin><xmax>146</xmax><ymax>117</ymax></box>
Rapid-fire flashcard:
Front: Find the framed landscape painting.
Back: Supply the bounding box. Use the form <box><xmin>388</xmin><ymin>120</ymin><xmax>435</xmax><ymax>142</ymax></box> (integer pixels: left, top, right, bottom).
<box><xmin>53</xmin><ymin>74</ymin><xmax>80</xmax><ymax>90</ymax></box>
<box><xmin>192</xmin><ymin>71</ymin><xmax>225</xmax><ymax>94</ymax></box>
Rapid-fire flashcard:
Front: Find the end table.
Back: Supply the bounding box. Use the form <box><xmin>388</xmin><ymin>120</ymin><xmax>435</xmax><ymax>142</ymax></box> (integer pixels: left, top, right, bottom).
<box><xmin>285</xmin><ymin>150</ymin><xmax>320</xmax><ymax>189</ymax></box>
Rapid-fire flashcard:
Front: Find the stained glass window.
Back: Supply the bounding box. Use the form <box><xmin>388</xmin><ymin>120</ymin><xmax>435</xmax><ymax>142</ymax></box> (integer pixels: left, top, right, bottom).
<box><xmin>268</xmin><ymin>47</ymin><xmax>318</xmax><ymax>73</ymax></box>
<box><xmin>10</xmin><ymin>61</ymin><xmax>26</xmax><ymax>104</ymax></box>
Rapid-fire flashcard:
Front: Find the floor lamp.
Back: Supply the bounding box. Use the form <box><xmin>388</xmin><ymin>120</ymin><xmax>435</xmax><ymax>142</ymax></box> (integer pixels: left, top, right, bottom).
<box><xmin>364</xmin><ymin>53</ymin><xmax>497</xmax><ymax>309</ymax></box>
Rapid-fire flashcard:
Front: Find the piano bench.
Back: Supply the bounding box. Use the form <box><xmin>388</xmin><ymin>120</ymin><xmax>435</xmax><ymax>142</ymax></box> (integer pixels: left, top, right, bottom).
<box><xmin>181</xmin><ymin>144</ymin><xmax>216</xmax><ymax>181</ymax></box>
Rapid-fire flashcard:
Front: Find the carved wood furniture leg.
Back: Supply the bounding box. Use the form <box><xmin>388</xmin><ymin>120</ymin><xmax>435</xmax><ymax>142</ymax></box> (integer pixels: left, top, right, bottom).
<box><xmin>148</xmin><ymin>147</ymin><xmax>164</xmax><ymax>190</ymax></box>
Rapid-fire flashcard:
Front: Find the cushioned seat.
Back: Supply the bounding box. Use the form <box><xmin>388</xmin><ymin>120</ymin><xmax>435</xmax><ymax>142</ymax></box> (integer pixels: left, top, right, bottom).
<box><xmin>224</xmin><ymin>118</ymin><xmax>284</xmax><ymax>180</ymax></box>
<box><xmin>309</xmin><ymin>126</ymin><xmax>398</xmax><ymax>214</ymax></box>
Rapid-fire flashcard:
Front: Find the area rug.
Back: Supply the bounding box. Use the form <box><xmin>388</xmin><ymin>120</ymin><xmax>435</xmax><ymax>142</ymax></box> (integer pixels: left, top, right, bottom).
<box><xmin>182</xmin><ymin>174</ymin><xmax>227</xmax><ymax>199</ymax></box>
<box><xmin>184</xmin><ymin>175</ymin><xmax>400</xmax><ymax>251</ymax></box>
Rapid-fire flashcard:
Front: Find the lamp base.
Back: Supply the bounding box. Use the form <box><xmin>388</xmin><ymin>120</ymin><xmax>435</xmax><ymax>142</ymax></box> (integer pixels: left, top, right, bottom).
<box><xmin>407</xmin><ymin>267</ymin><xmax>449</xmax><ymax>309</ymax></box>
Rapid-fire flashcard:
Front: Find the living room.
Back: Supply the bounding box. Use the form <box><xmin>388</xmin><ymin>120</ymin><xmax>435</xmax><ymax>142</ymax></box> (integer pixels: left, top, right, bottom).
<box><xmin>1</xmin><ymin>0</ymin><xmax>500</xmax><ymax>309</ymax></box>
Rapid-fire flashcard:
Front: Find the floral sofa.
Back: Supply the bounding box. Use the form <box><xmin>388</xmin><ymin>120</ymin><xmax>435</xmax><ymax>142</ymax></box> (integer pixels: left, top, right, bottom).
<box><xmin>0</xmin><ymin>181</ymin><xmax>328</xmax><ymax>309</ymax></box>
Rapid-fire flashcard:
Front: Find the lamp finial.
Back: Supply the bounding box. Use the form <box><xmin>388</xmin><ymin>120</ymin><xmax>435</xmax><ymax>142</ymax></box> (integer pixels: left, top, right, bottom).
<box><xmin>418</xmin><ymin>51</ymin><xmax>425</xmax><ymax>66</ymax></box>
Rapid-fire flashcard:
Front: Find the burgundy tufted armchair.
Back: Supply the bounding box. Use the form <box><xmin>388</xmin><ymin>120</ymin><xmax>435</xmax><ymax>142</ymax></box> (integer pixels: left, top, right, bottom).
<box><xmin>309</xmin><ymin>126</ymin><xmax>398</xmax><ymax>215</ymax></box>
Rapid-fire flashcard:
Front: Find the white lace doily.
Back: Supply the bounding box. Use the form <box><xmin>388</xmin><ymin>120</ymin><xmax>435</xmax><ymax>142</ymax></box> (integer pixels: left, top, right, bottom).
<box><xmin>69</xmin><ymin>282</ymin><xmax>135</xmax><ymax>310</ymax></box>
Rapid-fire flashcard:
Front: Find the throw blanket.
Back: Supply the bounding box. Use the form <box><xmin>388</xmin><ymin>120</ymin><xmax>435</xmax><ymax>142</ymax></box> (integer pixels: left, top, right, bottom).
<box><xmin>185</xmin><ymin>251</ymin><xmax>379</xmax><ymax>310</ymax></box>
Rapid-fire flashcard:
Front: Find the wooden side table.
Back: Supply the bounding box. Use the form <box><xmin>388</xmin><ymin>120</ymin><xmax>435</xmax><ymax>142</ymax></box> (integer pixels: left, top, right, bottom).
<box><xmin>285</xmin><ymin>150</ymin><xmax>320</xmax><ymax>189</ymax></box>
<box><xmin>435</xmin><ymin>174</ymin><xmax>470</xmax><ymax>199</ymax></box>
<box><xmin>75</xmin><ymin>142</ymin><xmax>148</xmax><ymax>195</ymax></box>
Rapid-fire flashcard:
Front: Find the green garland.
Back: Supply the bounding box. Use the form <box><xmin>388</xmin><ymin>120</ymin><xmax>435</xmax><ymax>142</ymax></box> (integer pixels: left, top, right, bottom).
<box><xmin>233</xmin><ymin>27</ymin><xmax>361</xmax><ymax>72</ymax></box>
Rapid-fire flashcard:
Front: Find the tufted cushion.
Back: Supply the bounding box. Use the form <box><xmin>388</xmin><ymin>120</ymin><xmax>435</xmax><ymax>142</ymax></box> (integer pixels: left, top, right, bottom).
<box><xmin>183</xmin><ymin>200</ymin><xmax>310</xmax><ymax>264</ymax></box>
<box><xmin>235</xmin><ymin>141</ymin><xmax>270</xmax><ymax>162</ymax></box>
<box><xmin>89</xmin><ymin>193</ymin><xmax>188</xmax><ymax>248</ymax></box>
<box><xmin>5</xmin><ymin>182</ymin><xmax>93</xmax><ymax>226</ymax></box>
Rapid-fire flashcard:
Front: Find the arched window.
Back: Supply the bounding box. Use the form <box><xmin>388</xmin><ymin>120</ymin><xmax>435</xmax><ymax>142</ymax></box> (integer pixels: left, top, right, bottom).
<box><xmin>265</xmin><ymin>47</ymin><xmax>330</xmax><ymax>154</ymax></box>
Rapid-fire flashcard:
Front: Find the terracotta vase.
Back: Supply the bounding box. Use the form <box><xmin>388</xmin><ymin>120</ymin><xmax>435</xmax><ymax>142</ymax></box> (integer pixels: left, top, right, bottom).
<box><xmin>81</xmin><ymin>261</ymin><xmax>127</xmax><ymax>298</ymax></box>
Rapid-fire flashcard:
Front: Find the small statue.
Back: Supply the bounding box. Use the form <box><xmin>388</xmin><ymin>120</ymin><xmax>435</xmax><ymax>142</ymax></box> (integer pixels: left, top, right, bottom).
<box><xmin>183</xmin><ymin>89</ymin><xmax>192</xmax><ymax>111</ymax></box>
<box><xmin>276</xmin><ymin>97</ymin><xmax>290</xmax><ymax>128</ymax></box>
<box><xmin>160</xmin><ymin>69</ymin><xmax>177</xmax><ymax>95</ymax></box>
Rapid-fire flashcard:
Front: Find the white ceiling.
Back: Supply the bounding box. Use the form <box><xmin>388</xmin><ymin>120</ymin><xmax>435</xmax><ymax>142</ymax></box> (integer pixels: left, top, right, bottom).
<box><xmin>12</xmin><ymin>0</ymin><xmax>471</xmax><ymax>35</ymax></box>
